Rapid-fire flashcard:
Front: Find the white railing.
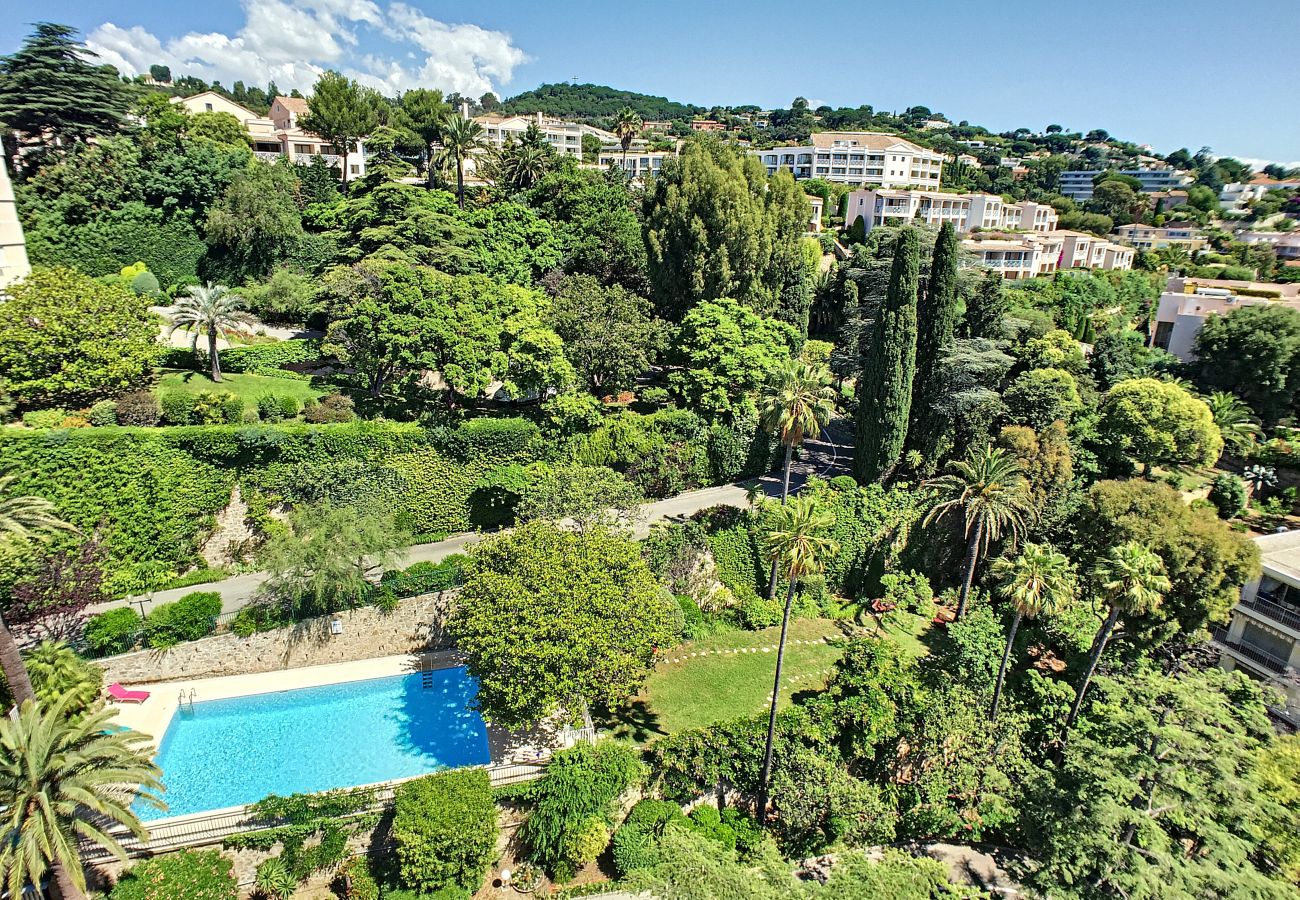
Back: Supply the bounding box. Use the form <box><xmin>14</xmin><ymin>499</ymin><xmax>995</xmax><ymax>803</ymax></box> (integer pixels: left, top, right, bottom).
<box><xmin>254</xmin><ymin>150</ymin><xmax>283</xmax><ymax>161</ymax></box>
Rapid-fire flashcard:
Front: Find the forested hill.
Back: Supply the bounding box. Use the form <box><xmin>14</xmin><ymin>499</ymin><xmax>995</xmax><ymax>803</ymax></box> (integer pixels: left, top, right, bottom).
<box><xmin>498</xmin><ymin>83</ymin><xmax>703</xmax><ymax>122</ymax></box>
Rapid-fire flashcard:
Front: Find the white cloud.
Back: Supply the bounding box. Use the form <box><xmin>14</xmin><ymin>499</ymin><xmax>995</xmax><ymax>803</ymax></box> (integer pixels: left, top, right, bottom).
<box><xmin>86</xmin><ymin>0</ymin><xmax>526</xmax><ymax>97</ymax></box>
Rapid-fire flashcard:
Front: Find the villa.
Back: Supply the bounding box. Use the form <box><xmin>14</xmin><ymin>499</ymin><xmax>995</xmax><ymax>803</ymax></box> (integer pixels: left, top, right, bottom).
<box><xmin>1150</xmin><ymin>276</ymin><xmax>1300</xmax><ymax>360</ymax></box>
<box><xmin>845</xmin><ymin>189</ymin><xmax>1058</xmax><ymax>234</ymax></box>
<box><xmin>753</xmin><ymin>131</ymin><xmax>944</xmax><ymax>187</ymax></box>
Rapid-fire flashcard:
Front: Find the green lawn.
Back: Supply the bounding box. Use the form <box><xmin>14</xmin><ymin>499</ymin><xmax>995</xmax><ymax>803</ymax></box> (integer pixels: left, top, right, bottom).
<box><xmin>599</xmin><ymin>618</ymin><xmax>846</xmax><ymax>743</ymax></box>
<box><xmin>155</xmin><ymin>370</ymin><xmax>326</xmax><ymax>404</ymax></box>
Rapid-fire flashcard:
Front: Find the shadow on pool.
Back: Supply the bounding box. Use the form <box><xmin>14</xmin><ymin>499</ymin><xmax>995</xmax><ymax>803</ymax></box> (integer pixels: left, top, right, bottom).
<box><xmin>389</xmin><ymin>669</ymin><xmax>492</xmax><ymax>768</ymax></box>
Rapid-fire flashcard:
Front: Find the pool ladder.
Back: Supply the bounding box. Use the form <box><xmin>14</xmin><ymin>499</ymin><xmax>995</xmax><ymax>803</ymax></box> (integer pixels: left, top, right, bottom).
<box><xmin>420</xmin><ymin>657</ymin><xmax>435</xmax><ymax>689</ymax></box>
<box><xmin>178</xmin><ymin>689</ymin><xmax>196</xmax><ymax>711</ymax></box>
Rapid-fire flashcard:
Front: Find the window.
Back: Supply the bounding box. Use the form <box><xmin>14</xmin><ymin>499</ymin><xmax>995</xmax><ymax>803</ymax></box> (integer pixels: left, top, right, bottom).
<box><xmin>293</xmin><ymin>143</ymin><xmax>314</xmax><ymax>155</ymax></box>
<box><xmin>204</xmin><ymin>102</ymin><xmax>213</xmax><ymax>111</ymax></box>
<box><xmin>350</xmin><ymin>164</ymin><xmax>360</xmax><ymax>175</ymax></box>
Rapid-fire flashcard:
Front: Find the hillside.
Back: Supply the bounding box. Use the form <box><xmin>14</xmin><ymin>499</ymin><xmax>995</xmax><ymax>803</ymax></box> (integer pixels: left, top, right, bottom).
<box><xmin>499</xmin><ymin>82</ymin><xmax>704</xmax><ymax>123</ymax></box>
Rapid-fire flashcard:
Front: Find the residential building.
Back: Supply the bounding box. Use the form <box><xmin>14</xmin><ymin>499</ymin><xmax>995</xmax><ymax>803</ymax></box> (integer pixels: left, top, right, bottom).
<box><xmin>1056</xmin><ymin>230</ymin><xmax>1135</xmax><ymax>272</ymax></box>
<box><xmin>961</xmin><ymin>233</ymin><xmax>1064</xmax><ymax>280</ymax></box>
<box><xmin>1147</xmin><ymin>189</ymin><xmax>1188</xmax><ymax>211</ymax></box>
<box><xmin>597</xmin><ymin>143</ymin><xmax>675</xmax><ymax>179</ymax></box>
<box><xmin>1215</xmin><ymin>530</ymin><xmax>1300</xmax><ymax>729</ymax></box>
<box><xmin>1112</xmin><ymin>223</ymin><xmax>1207</xmax><ymax>253</ymax></box>
<box><xmin>690</xmin><ymin>119</ymin><xmax>726</xmax><ymax>132</ymax></box>
<box><xmin>1150</xmin><ymin>276</ymin><xmax>1300</xmax><ymax>360</ymax></box>
<box><xmin>754</xmin><ymin>132</ymin><xmax>944</xmax><ymax>187</ymax></box>
<box><xmin>0</xmin><ymin>157</ymin><xmax>31</xmax><ymax>289</ymax></box>
<box><xmin>1220</xmin><ymin>174</ymin><xmax>1300</xmax><ymax>212</ymax></box>
<box><xmin>1238</xmin><ymin>231</ymin><xmax>1300</xmax><ymax>262</ymax></box>
<box><xmin>953</xmin><ymin>153</ymin><xmax>979</xmax><ymax>167</ymax></box>
<box><xmin>807</xmin><ymin>194</ymin><xmax>824</xmax><ymax>231</ymax></box>
<box><xmin>1059</xmin><ymin>167</ymin><xmax>1190</xmax><ymax>201</ymax></box>
<box><xmin>642</xmin><ymin>120</ymin><xmax>672</xmax><ymax>133</ymax></box>
<box><xmin>845</xmin><ymin>189</ymin><xmax>1058</xmax><ymax>234</ymax></box>
<box><xmin>474</xmin><ymin>112</ymin><xmax>616</xmax><ymax>160</ymax></box>
<box><xmin>172</xmin><ymin>90</ymin><xmax>264</xmax><ymax>124</ymax></box>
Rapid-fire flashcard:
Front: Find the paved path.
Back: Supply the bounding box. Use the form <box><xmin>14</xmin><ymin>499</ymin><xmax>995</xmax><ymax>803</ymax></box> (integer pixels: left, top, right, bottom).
<box><xmin>95</xmin><ymin>418</ymin><xmax>853</xmax><ymax>618</ymax></box>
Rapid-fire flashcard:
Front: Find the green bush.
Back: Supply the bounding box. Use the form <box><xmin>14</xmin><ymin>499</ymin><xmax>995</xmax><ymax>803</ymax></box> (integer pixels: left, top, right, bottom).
<box><xmin>21</xmin><ymin>409</ymin><xmax>68</xmax><ymax>429</ymax></box>
<box><xmin>109</xmin><ymin>849</ymin><xmax>238</xmax><ymax>900</ymax></box>
<box><xmin>82</xmin><ymin>607</ymin><xmax>143</xmax><ymax>656</ymax></box>
<box><xmin>219</xmin><ymin>394</ymin><xmax>244</xmax><ymax>425</ymax></box>
<box><xmin>159</xmin><ymin>391</ymin><xmax>196</xmax><ymax>425</ymax></box>
<box><xmin>231</xmin><ymin>602</ymin><xmax>292</xmax><ymax>636</ymax></box>
<box><xmin>220</xmin><ymin>339</ymin><xmax>322</xmax><ymax>374</ymax></box>
<box><xmin>340</xmin><ymin>857</ymin><xmax>380</xmax><ymax>900</ymax></box>
<box><xmin>738</xmin><ymin>595</ymin><xmax>781</xmax><ymax>629</ymax></box>
<box><xmin>130</xmin><ymin>269</ymin><xmax>161</xmax><ymax>296</ymax></box>
<box><xmin>392</xmin><ymin>768</ymin><xmax>498</xmax><ymax>896</ymax></box>
<box><xmin>278</xmin><ymin>395</ymin><xmax>301</xmax><ymax>419</ymax></box>
<box><xmin>677</xmin><ymin>595</ymin><xmax>705</xmax><ymax>639</ymax></box>
<box><xmin>304</xmin><ymin>393</ymin><xmax>355</xmax><ymax>424</ymax></box>
<box><xmin>255</xmin><ymin>856</ymin><xmax>296</xmax><ymax>899</ymax></box>
<box><xmin>88</xmin><ymin>400</ymin><xmax>119</xmax><ymax>426</ymax></box>
<box><xmin>144</xmin><ymin>591</ymin><xmax>222</xmax><ymax>648</ymax></box>
<box><xmin>256</xmin><ymin>393</ymin><xmax>286</xmax><ymax>422</ymax></box>
<box><xmin>115</xmin><ymin>391</ymin><xmax>161</xmax><ymax>426</ymax></box>
<box><xmin>1209</xmin><ymin>473</ymin><xmax>1248</xmax><ymax>520</ymax></box>
<box><xmin>612</xmin><ymin>824</ymin><xmax>661</xmax><ymax>876</ymax></box>
<box><xmin>380</xmin><ymin>556</ymin><xmax>467</xmax><ymax>598</ymax></box>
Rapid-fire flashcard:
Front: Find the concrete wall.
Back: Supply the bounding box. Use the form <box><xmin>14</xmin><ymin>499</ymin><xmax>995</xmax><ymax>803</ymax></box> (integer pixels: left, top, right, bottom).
<box><xmin>95</xmin><ymin>592</ymin><xmax>454</xmax><ymax>684</ymax></box>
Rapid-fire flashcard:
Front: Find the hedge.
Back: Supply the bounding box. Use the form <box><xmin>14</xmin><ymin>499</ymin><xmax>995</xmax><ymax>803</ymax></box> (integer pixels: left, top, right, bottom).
<box><xmin>220</xmin><ymin>339</ymin><xmax>323</xmax><ymax>374</ymax></box>
<box><xmin>392</xmin><ymin>768</ymin><xmax>498</xmax><ymax>895</ymax></box>
<box><xmin>109</xmin><ymin>849</ymin><xmax>238</xmax><ymax>900</ymax></box>
<box><xmin>143</xmin><ymin>591</ymin><xmax>222</xmax><ymax>648</ymax></box>
<box><xmin>28</xmin><ymin>207</ymin><xmax>206</xmax><ymax>290</ymax></box>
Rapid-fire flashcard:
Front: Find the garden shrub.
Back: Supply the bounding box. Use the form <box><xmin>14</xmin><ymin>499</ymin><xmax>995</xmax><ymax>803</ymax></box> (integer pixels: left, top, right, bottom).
<box><xmin>219</xmin><ymin>394</ymin><xmax>244</xmax><ymax>425</ymax></box>
<box><xmin>522</xmin><ymin>741</ymin><xmax>644</xmax><ymax>880</ymax></box>
<box><xmin>719</xmin><ymin>807</ymin><xmax>766</xmax><ymax>859</ymax></box>
<box><xmin>220</xmin><ymin>339</ymin><xmax>321</xmax><ymax>374</ymax></box>
<box><xmin>144</xmin><ymin>591</ymin><xmax>222</xmax><ymax>648</ymax></box>
<box><xmin>379</xmin><ymin>556</ymin><xmax>466</xmax><ymax>598</ymax></box>
<box><xmin>879</xmin><ymin>570</ymin><xmax>935</xmax><ymax>616</ymax></box>
<box><xmin>277</xmin><ymin>395</ymin><xmax>301</xmax><ymax>419</ymax></box>
<box><xmin>21</xmin><ymin>408</ymin><xmax>67</xmax><ymax>429</ymax></box>
<box><xmin>612</xmin><ymin>823</ymin><xmax>662</xmax><ymax>876</ymax></box>
<box><xmin>392</xmin><ymin>768</ymin><xmax>498</xmax><ymax>896</ymax></box>
<box><xmin>699</xmin><ymin>507</ymin><xmax>766</xmax><ymax>601</ymax></box>
<box><xmin>257</xmin><ymin>393</ymin><xmax>286</xmax><ymax>422</ymax></box>
<box><xmin>676</xmin><ymin>595</ymin><xmax>705</xmax><ymax>639</ymax></box>
<box><xmin>159</xmin><ymin>391</ymin><xmax>196</xmax><ymax>425</ymax></box>
<box><xmin>255</xmin><ymin>856</ymin><xmax>295</xmax><ymax>899</ymax></box>
<box><xmin>26</xmin><ymin>641</ymin><xmax>103</xmax><ymax>716</ymax></box>
<box><xmin>88</xmin><ymin>400</ymin><xmax>118</xmax><ymax>426</ymax></box>
<box><xmin>1209</xmin><ymin>473</ymin><xmax>1248</xmax><ymax>519</ymax></box>
<box><xmin>109</xmin><ymin>848</ymin><xmax>238</xmax><ymax>900</ymax></box>
<box><xmin>115</xmin><ymin>391</ymin><xmax>161</xmax><ymax>426</ymax></box>
<box><xmin>339</xmin><ymin>857</ymin><xmax>380</xmax><ymax>900</ymax></box>
<box><xmin>687</xmin><ymin>805</ymin><xmax>737</xmax><ymax>850</ymax></box>
<box><xmin>82</xmin><ymin>607</ymin><xmax>143</xmax><ymax>656</ymax></box>
<box><xmin>304</xmin><ymin>393</ymin><xmax>355</xmax><ymax>423</ymax></box>
<box><xmin>738</xmin><ymin>595</ymin><xmax>781</xmax><ymax>629</ymax></box>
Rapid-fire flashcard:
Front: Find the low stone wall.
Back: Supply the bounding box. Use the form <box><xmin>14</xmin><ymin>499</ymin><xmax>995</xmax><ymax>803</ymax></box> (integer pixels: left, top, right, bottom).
<box><xmin>95</xmin><ymin>593</ymin><xmax>454</xmax><ymax>684</ymax></box>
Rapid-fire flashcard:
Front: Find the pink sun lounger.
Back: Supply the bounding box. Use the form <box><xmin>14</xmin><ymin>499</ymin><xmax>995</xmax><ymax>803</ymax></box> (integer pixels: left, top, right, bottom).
<box><xmin>107</xmin><ymin>683</ymin><xmax>150</xmax><ymax>704</ymax></box>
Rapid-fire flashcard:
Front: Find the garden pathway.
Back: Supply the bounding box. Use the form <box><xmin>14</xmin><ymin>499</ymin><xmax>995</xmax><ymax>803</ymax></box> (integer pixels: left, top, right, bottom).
<box><xmin>96</xmin><ymin>417</ymin><xmax>853</xmax><ymax>617</ymax></box>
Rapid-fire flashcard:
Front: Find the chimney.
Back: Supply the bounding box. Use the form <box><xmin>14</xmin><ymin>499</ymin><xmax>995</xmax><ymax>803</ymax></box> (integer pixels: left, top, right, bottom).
<box><xmin>461</xmin><ymin>101</ymin><xmax>470</xmax><ymax>121</ymax></box>
<box><xmin>536</xmin><ymin>111</ymin><xmax>543</xmax><ymax>128</ymax></box>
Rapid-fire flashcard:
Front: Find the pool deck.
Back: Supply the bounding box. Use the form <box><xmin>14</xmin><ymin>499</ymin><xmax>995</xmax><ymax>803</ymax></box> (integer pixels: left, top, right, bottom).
<box><xmin>107</xmin><ymin>651</ymin><xmax>572</xmax><ymax>767</ymax></box>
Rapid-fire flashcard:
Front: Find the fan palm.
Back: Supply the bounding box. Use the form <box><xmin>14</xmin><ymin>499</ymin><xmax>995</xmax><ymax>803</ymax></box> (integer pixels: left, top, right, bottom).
<box><xmin>759</xmin><ymin>360</ymin><xmax>837</xmax><ymax>598</ymax></box>
<box><xmin>612</xmin><ymin>107</ymin><xmax>642</xmax><ymax>171</ymax></box>
<box><xmin>0</xmin><ymin>475</ymin><xmax>74</xmax><ymax>705</ymax></box>
<box><xmin>0</xmin><ymin>697</ymin><xmax>164</xmax><ymax>900</ymax></box>
<box><xmin>167</xmin><ymin>283</ymin><xmax>254</xmax><ymax>383</ymax></box>
<box><xmin>438</xmin><ymin>114</ymin><xmax>487</xmax><ymax>208</ymax></box>
<box><xmin>988</xmin><ymin>543</ymin><xmax>1076</xmax><ymax>720</ymax></box>
<box><xmin>1064</xmin><ymin>541</ymin><xmax>1170</xmax><ymax>729</ymax></box>
<box><xmin>1205</xmin><ymin>391</ymin><xmax>1261</xmax><ymax>456</ymax></box>
<box><xmin>922</xmin><ymin>445</ymin><xmax>1032</xmax><ymax>620</ymax></box>
<box><xmin>755</xmin><ymin>495</ymin><xmax>838</xmax><ymax>824</ymax></box>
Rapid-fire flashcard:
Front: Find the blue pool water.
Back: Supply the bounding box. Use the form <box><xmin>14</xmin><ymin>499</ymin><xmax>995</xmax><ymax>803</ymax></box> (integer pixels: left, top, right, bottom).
<box><xmin>138</xmin><ymin>669</ymin><xmax>491</xmax><ymax>820</ymax></box>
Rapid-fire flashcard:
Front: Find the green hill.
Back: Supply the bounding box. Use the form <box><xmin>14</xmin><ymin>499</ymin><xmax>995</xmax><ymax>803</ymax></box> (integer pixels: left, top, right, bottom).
<box><xmin>498</xmin><ymin>83</ymin><xmax>704</xmax><ymax>123</ymax></box>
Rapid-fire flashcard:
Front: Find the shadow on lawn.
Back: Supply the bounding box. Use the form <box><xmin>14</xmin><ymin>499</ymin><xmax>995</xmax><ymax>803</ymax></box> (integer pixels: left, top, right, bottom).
<box><xmin>594</xmin><ymin>699</ymin><xmax>666</xmax><ymax>743</ymax></box>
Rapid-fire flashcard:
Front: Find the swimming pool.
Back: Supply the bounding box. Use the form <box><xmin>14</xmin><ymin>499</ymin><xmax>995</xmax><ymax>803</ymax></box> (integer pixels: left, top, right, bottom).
<box><xmin>138</xmin><ymin>668</ymin><xmax>491</xmax><ymax>820</ymax></box>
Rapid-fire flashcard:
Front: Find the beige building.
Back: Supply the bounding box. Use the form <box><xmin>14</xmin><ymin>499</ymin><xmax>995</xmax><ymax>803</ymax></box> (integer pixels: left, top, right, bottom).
<box><xmin>1056</xmin><ymin>230</ymin><xmax>1135</xmax><ymax>272</ymax></box>
<box><xmin>1216</xmin><ymin>531</ymin><xmax>1300</xmax><ymax>729</ymax></box>
<box><xmin>961</xmin><ymin>232</ymin><xmax>1064</xmax><ymax>280</ymax></box>
<box><xmin>845</xmin><ymin>189</ymin><xmax>1058</xmax><ymax>234</ymax></box>
<box><xmin>1238</xmin><ymin>231</ymin><xmax>1300</xmax><ymax>262</ymax></box>
<box><xmin>754</xmin><ymin>132</ymin><xmax>944</xmax><ymax>187</ymax></box>
<box><xmin>1150</xmin><ymin>276</ymin><xmax>1300</xmax><ymax>360</ymax></box>
<box><xmin>474</xmin><ymin>112</ymin><xmax>616</xmax><ymax>161</ymax></box>
<box><xmin>1112</xmin><ymin>223</ymin><xmax>1207</xmax><ymax>253</ymax></box>
<box><xmin>597</xmin><ymin>143</ymin><xmax>675</xmax><ymax>179</ymax></box>
<box><xmin>0</xmin><ymin>157</ymin><xmax>31</xmax><ymax>289</ymax></box>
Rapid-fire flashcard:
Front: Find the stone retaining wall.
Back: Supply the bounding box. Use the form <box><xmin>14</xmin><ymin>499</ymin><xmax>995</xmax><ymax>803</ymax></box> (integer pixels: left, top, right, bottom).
<box><xmin>94</xmin><ymin>593</ymin><xmax>454</xmax><ymax>684</ymax></box>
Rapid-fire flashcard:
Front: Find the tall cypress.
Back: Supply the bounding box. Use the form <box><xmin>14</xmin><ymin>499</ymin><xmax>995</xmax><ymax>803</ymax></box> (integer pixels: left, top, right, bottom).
<box><xmin>855</xmin><ymin>228</ymin><xmax>920</xmax><ymax>482</ymax></box>
<box><xmin>965</xmin><ymin>271</ymin><xmax>1009</xmax><ymax>339</ymax></box>
<box><xmin>905</xmin><ymin>223</ymin><xmax>960</xmax><ymax>462</ymax></box>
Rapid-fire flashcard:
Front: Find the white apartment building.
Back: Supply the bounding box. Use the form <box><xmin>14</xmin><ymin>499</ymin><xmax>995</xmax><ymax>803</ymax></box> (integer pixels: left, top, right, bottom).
<box><xmin>1220</xmin><ymin>174</ymin><xmax>1300</xmax><ymax>212</ymax></box>
<box><xmin>0</xmin><ymin>157</ymin><xmax>31</xmax><ymax>289</ymax></box>
<box><xmin>597</xmin><ymin>144</ymin><xmax>675</xmax><ymax>179</ymax></box>
<box><xmin>961</xmin><ymin>233</ymin><xmax>1064</xmax><ymax>280</ymax></box>
<box><xmin>474</xmin><ymin>112</ymin><xmax>616</xmax><ymax>161</ymax></box>
<box><xmin>1150</xmin><ymin>276</ymin><xmax>1300</xmax><ymax>360</ymax></box>
<box><xmin>1112</xmin><ymin>223</ymin><xmax>1207</xmax><ymax>253</ymax></box>
<box><xmin>1216</xmin><ymin>530</ymin><xmax>1300</xmax><ymax>729</ymax></box>
<box><xmin>1056</xmin><ymin>230</ymin><xmax>1135</xmax><ymax>272</ymax></box>
<box><xmin>1059</xmin><ymin>167</ymin><xmax>1190</xmax><ymax>201</ymax></box>
<box><xmin>845</xmin><ymin>189</ymin><xmax>1058</xmax><ymax>234</ymax></box>
<box><xmin>1238</xmin><ymin>231</ymin><xmax>1300</xmax><ymax>262</ymax></box>
<box><xmin>754</xmin><ymin>132</ymin><xmax>944</xmax><ymax>187</ymax></box>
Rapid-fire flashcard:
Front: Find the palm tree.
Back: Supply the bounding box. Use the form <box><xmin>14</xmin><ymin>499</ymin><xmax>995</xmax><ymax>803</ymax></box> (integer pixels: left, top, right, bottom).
<box><xmin>1064</xmin><ymin>541</ymin><xmax>1170</xmax><ymax>729</ymax></box>
<box><xmin>612</xmin><ymin>107</ymin><xmax>642</xmax><ymax>172</ymax></box>
<box><xmin>0</xmin><ymin>697</ymin><xmax>164</xmax><ymax>900</ymax></box>
<box><xmin>0</xmin><ymin>475</ymin><xmax>74</xmax><ymax>705</ymax></box>
<box><xmin>755</xmin><ymin>495</ymin><xmax>838</xmax><ymax>825</ymax></box>
<box><xmin>1205</xmin><ymin>391</ymin><xmax>1261</xmax><ymax>456</ymax></box>
<box><xmin>438</xmin><ymin>113</ymin><xmax>486</xmax><ymax>209</ymax></box>
<box><xmin>922</xmin><ymin>446</ymin><xmax>1032</xmax><ymax>620</ymax></box>
<box><xmin>759</xmin><ymin>360</ymin><xmax>836</xmax><ymax>599</ymax></box>
<box><xmin>168</xmin><ymin>283</ymin><xmax>254</xmax><ymax>383</ymax></box>
<box><xmin>988</xmin><ymin>543</ymin><xmax>1075</xmax><ymax>720</ymax></box>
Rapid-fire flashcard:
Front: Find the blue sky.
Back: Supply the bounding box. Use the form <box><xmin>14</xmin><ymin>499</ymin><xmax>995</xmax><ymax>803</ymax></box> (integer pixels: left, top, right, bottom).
<box><xmin>4</xmin><ymin>0</ymin><xmax>1298</xmax><ymax>164</ymax></box>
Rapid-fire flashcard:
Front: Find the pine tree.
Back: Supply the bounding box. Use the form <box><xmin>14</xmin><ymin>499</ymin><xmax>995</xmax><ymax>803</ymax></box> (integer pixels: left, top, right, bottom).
<box><xmin>964</xmin><ymin>271</ymin><xmax>1009</xmax><ymax>339</ymax></box>
<box><xmin>905</xmin><ymin>222</ymin><xmax>960</xmax><ymax>464</ymax></box>
<box><xmin>0</xmin><ymin>23</ymin><xmax>133</xmax><ymax>146</ymax></box>
<box><xmin>855</xmin><ymin>227</ymin><xmax>920</xmax><ymax>482</ymax></box>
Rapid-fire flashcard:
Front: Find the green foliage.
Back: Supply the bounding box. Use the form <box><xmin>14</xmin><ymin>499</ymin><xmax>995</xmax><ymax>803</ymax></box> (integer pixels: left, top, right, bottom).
<box><xmin>230</xmin><ymin>602</ymin><xmax>292</xmax><ymax>636</ymax></box>
<box><xmin>21</xmin><ymin>409</ymin><xmax>69</xmax><ymax>429</ymax></box>
<box><xmin>82</xmin><ymin>607</ymin><xmax>143</xmax><ymax>656</ymax></box>
<box><xmin>303</xmin><ymin>394</ymin><xmax>355</xmax><ymax>424</ymax></box>
<box><xmin>340</xmin><ymin>858</ymin><xmax>380</xmax><ymax>900</ymax></box>
<box><xmin>1194</xmin><ymin>302</ymin><xmax>1300</xmax><ymax>423</ymax></box>
<box><xmin>450</xmin><ymin>523</ymin><xmax>676</xmax><ymax>728</ymax></box>
<box><xmin>1208</xmin><ymin>473</ymin><xmax>1248</xmax><ymax>519</ymax></box>
<box><xmin>0</xmin><ymin>268</ymin><xmax>161</xmax><ymax>408</ymax></box>
<box><xmin>25</xmin><ymin>641</ymin><xmax>103</xmax><ymax>716</ymax></box>
<box><xmin>87</xmin><ymin>400</ymin><xmax>118</xmax><ymax>427</ymax></box>
<box><xmin>908</xmin><ymin>223</ymin><xmax>960</xmax><ymax>460</ymax></box>
<box><xmin>1003</xmin><ymin>368</ymin><xmax>1082</xmax><ymax>430</ymax></box>
<box><xmin>392</xmin><ymin>768</ymin><xmax>498</xmax><ymax>895</ymax></box>
<box><xmin>379</xmin><ymin>556</ymin><xmax>467</xmax><ymax>599</ymax></box>
<box><xmin>114</xmin><ymin>391</ymin><xmax>161</xmax><ymax>427</ymax></box>
<box><xmin>817</xmin><ymin>849</ymin><xmax>965</xmax><ymax>900</ymax></box>
<box><xmin>516</xmin><ymin>463</ymin><xmax>644</xmax><ymax>529</ymax></box>
<box><xmin>1097</xmin><ymin>378</ymin><xmax>1223</xmax><ymax>471</ymax></box>
<box><xmin>109</xmin><ymin>850</ymin><xmax>238</xmax><ymax>900</ymax></box>
<box><xmin>501</xmin><ymin>83</ymin><xmax>703</xmax><ymax>122</ymax></box>
<box><xmin>521</xmin><ymin>741</ymin><xmax>643</xmax><ymax>879</ymax></box>
<box><xmin>703</xmin><ymin>510</ymin><xmax>766</xmax><ymax>602</ymax></box>
<box><xmin>143</xmin><ymin>591</ymin><xmax>221</xmax><ymax>648</ymax></box>
<box><xmin>254</xmin><ymin>857</ymin><xmax>296</xmax><ymax>900</ymax></box>
<box><xmin>547</xmin><ymin>275</ymin><xmax>663</xmax><ymax>396</ymax></box>
<box><xmin>204</xmin><ymin>160</ymin><xmax>305</xmax><ymax>282</ymax></box>
<box><xmin>219</xmin><ymin>340</ymin><xmax>321</xmax><ymax>375</ymax></box>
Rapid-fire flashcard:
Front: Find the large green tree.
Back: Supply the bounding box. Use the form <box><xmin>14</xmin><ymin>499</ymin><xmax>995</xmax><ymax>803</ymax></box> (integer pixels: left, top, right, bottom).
<box><xmin>449</xmin><ymin>522</ymin><xmax>677</xmax><ymax>728</ymax></box>
<box><xmin>989</xmin><ymin>543</ymin><xmax>1076</xmax><ymax>720</ymax></box>
<box><xmin>643</xmin><ymin>138</ymin><xmax>810</xmax><ymax>325</ymax></box>
<box><xmin>905</xmin><ymin>222</ymin><xmax>960</xmax><ymax>461</ymax></box>
<box><xmin>397</xmin><ymin>88</ymin><xmax>450</xmax><ymax>187</ymax></box>
<box><xmin>855</xmin><ymin>227</ymin><xmax>921</xmax><ymax>482</ymax></box>
<box><xmin>0</xmin><ymin>268</ymin><xmax>160</xmax><ymax>408</ymax></box>
<box><xmin>546</xmin><ymin>274</ymin><xmax>663</xmax><ymax>396</ymax></box>
<box><xmin>1194</xmin><ymin>303</ymin><xmax>1300</xmax><ymax>424</ymax></box>
<box><xmin>437</xmin><ymin>114</ymin><xmax>486</xmax><ymax>208</ymax></box>
<box><xmin>1097</xmin><ymin>377</ymin><xmax>1223</xmax><ymax>473</ymax></box>
<box><xmin>0</xmin><ymin>23</ymin><xmax>133</xmax><ymax>150</ymax></box>
<box><xmin>204</xmin><ymin>159</ymin><xmax>304</xmax><ymax>280</ymax></box>
<box><xmin>298</xmin><ymin>71</ymin><xmax>379</xmax><ymax>184</ymax></box>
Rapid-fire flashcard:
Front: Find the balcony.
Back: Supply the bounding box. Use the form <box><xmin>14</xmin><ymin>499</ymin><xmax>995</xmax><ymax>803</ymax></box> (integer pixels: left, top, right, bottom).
<box><xmin>1243</xmin><ymin>591</ymin><xmax>1300</xmax><ymax>632</ymax></box>
<box><xmin>1213</xmin><ymin>627</ymin><xmax>1289</xmax><ymax>673</ymax></box>
<box><xmin>254</xmin><ymin>150</ymin><xmax>284</xmax><ymax>161</ymax></box>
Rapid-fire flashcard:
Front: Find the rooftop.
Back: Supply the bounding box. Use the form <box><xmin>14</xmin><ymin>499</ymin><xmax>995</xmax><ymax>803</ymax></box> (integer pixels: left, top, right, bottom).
<box><xmin>1256</xmin><ymin>530</ymin><xmax>1300</xmax><ymax>585</ymax></box>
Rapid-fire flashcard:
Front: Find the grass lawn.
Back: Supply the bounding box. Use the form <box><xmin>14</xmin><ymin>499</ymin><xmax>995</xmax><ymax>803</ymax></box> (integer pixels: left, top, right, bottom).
<box><xmin>874</xmin><ymin>609</ymin><xmax>935</xmax><ymax>659</ymax></box>
<box><xmin>599</xmin><ymin>617</ymin><xmax>846</xmax><ymax>743</ymax></box>
<box><xmin>155</xmin><ymin>370</ymin><xmax>326</xmax><ymax>404</ymax></box>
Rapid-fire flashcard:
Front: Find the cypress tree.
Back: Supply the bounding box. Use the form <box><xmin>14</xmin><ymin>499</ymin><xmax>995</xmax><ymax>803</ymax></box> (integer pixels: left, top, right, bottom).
<box><xmin>905</xmin><ymin>223</ymin><xmax>960</xmax><ymax>462</ymax></box>
<box><xmin>965</xmin><ymin>271</ymin><xmax>1009</xmax><ymax>339</ymax></box>
<box><xmin>855</xmin><ymin>227</ymin><xmax>920</xmax><ymax>482</ymax></box>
